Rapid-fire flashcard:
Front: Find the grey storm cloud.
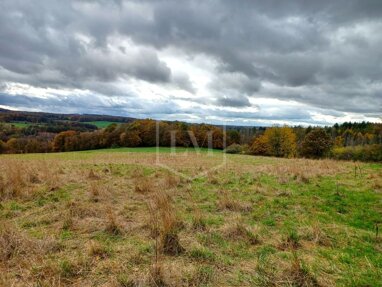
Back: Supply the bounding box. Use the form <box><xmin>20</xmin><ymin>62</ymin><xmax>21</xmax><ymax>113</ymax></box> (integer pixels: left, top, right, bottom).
<box><xmin>0</xmin><ymin>0</ymin><xmax>381</xmax><ymax>122</ymax></box>
<box><xmin>0</xmin><ymin>92</ymin><xmax>182</xmax><ymax>118</ymax></box>
<box><xmin>0</xmin><ymin>93</ymin><xmax>137</xmax><ymax>113</ymax></box>
<box><xmin>215</xmin><ymin>96</ymin><xmax>251</xmax><ymax>108</ymax></box>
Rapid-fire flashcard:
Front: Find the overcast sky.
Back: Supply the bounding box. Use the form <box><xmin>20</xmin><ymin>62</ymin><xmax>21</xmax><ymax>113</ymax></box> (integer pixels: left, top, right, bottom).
<box><xmin>1</xmin><ymin>0</ymin><xmax>381</xmax><ymax>126</ymax></box>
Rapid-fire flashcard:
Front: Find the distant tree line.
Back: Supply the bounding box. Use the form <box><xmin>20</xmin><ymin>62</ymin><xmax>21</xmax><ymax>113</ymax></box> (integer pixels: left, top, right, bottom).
<box><xmin>0</xmin><ymin>108</ymin><xmax>134</xmax><ymax>124</ymax></box>
<box><xmin>248</xmin><ymin>124</ymin><xmax>382</xmax><ymax>161</ymax></box>
<box><xmin>0</xmin><ymin>118</ymin><xmax>381</xmax><ymax>162</ymax></box>
<box><xmin>0</xmin><ymin>120</ymin><xmax>238</xmax><ymax>153</ymax></box>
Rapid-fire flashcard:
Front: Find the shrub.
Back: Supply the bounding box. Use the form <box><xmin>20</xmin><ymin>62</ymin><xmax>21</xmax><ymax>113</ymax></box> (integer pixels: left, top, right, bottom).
<box><xmin>331</xmin><ymin>144</ymin><xmax>382</xmax><ymax>162</ymax></box>
<box><xmin>224</xmin><ymin>144</ymin><xmax>243</xmax><ymax>154</ymax></box>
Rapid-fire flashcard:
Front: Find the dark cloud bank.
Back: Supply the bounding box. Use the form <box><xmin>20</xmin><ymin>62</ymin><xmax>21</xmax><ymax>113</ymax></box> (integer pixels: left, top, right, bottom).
<box><xmin>0</xmin><ymin>0</ymin><xmax>381</xmax><ymax>125</ymax></box>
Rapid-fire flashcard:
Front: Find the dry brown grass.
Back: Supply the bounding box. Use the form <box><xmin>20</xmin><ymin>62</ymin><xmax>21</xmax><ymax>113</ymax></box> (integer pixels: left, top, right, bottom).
<box><xmin>207</xmin><ymin>172</ymin><xmax>220</xmax><ymax>185</ymax></box>
<box><xmin>148</xmin><ymin>189</ymin><xmax>184</xmax><ymax>256</ymax></box>
<box><xmin>88</xmin><ymin>169</ymin><xmax>101</xmax><ymax>180</ymax></box>
<box><xmin>217</xmin><ymin>191</ymin><xmax>252</xmax><ymax>212</ymax></box>
<box><xmin>0</xmin><ymin>223</ymin><xmax>30</xmax><ymax>262</ymax></box>
<box><xmin>223</xmin><ymin>223</ymin><xmax>260</xmax><ymax>245</ymax></box>
<box><xmin>0</xmin><ymin>151</ymin><xmax>379</xmax><ymax>286</ymax></box>
<box><xmin>86</xmin><ymin>240</ymin><xmax>110</xmax><ymax>259</ymax></box>
<box><xmin>258</xmin><ymin>158</ymin><xmax>345</xmax><ymax>183</ymax></box>
<box><xmin>0</xmin><ymin>223</ymin><xmax>59</xmax><ymax>264</ymax></box>
<box><xmin>285</xmin><ymin>256</ymin><xmax>320</xmax><ymax>287</ymax></box>
<box><xmin>164</xmin><ymin>173</ymin><xmax>181</xmax><ymax>189</ymax></box>
<box><xmin>66</xmin><ymin>200</ymin><xmax>99</xmax><ymax>219</ymax></box>
<box><xmin>59</xmin><ymin>256</ymin><xmax>92</xmax><ymax>279</ymax></box>
<box><xmin>0</xmin><ymin>159</ymin><xmax>69</xmax><ymax>201</ymax></box>
<box><xmin>300</xmin><ymin>225</ymin><xmax>332</xmax><ymax>247</ymax></box>
<box><xmin>135</xmin><ymin>177</ymin><xmax>155</xmax><ymax>193</ymax></box>
<box><xmin>0</xmin><ymin>161</ymin><xmax>27</xmax><ymax>200</ymax></box>
<box><xmin>34</xmin><ymin>160</ymin><xmax>63</xmax><ymax>191</ymax></box>
<box><xmin>149</xmin><ymin>263</ymin><xmax>167</xmax><ymax>287</ymax></box>
<box><xmin>62</xmin><ymin>210</ymin><xmax>75</xmax><ymax>231</ymax></box>
<box><xmin>279</xmin><ymin>230</ymin><xmax>301</xmax><ymax>250</ymax></box>
<box><xmin>88</xmin><ymin>182</ymin><xmax>101</xmax><ymax>202</ymax></box>
<box><xmin>255</xmin><ymin>255</ymin><xmax>320</xmax><ymax>287</ymax></box>
<box><xmin>105</xmin><ymin>208</ymin><xmax>123</xmax><ymax>235</ymax></box>
<box><xmin>192</xmin><ymin>209</ymin><xmax>207</xmax><ymax>231</ymax></box>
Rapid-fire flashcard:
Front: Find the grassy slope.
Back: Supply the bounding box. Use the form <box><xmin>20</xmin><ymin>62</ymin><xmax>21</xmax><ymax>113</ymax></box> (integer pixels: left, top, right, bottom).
<box><xmin>82</xmin><ymin>121</ymin><xmax>120</xmax><ymax>128</ymax></box>
<box><xmin>0</xmin><ymin>121</ymin><xmax>33</xmax><ymax>128</ymax></box>
<box><xmin>0</xmin><ymin>149</ymin><xmax>381</xmax><ymax>286</ymax></box>
<box><xmin>1</xmin><ymin>120</ymin><xmax>118</xmax><ymax>129</ymax></box>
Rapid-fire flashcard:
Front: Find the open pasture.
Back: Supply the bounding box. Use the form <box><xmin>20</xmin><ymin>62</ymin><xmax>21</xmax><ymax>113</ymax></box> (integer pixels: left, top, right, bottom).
<box><xmin>0</xmin><ymin>148</ymin><xmax>381</xmax><ymax>286</ymax></box>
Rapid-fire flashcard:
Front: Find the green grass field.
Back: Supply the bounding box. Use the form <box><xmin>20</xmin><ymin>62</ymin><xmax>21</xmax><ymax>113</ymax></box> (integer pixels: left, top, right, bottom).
<box><xmin>83</xmin><ymin>121</ymin><xmax>121</xmax><ymax>128</ymax></box>
<box><xmin>0</xmin><ymin>121</ymin><xmax>34</xmax><ymax>128</ymax></box>
<box><xmin>80</xmin><ymin>146</ymin><xmax>222</xmax><ymax>154</ymax></box>
<box><xmin>0</xmin><ymin>148</ymin><xmax>381</xmax><ymax>286</ymax></box>
<box><xmin>1</xmin><ymin>120</ymin><xmax>120</xmax><ymax>129</ymax></box>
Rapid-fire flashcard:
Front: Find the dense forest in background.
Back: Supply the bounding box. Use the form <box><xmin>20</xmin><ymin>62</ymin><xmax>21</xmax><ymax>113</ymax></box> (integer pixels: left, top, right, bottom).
<box><xmin>0</xmin><ymin>108</ymin><xmax>381</xmax><ymax>161</ymax></box>
<box><xmin>0</xmin><ymin>108</ymin><xmax>134</xmax><ymax>124</ymax></box>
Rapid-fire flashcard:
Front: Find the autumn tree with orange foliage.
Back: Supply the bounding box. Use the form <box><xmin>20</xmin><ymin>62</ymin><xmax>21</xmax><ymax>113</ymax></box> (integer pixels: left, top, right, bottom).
<box><xmin>251</xmin><ymin>135</ymin><xmax>269</xmax><ymax>155</ymax></box>
<box><xmin>251</xmin><ymin>126</ymin><xmax>297</xmax><ymax>158</ymax></box>
<box><xmin>52</xmin><ymin>130</ymin><xmax>78</xmax><ymax>152</ymax></box>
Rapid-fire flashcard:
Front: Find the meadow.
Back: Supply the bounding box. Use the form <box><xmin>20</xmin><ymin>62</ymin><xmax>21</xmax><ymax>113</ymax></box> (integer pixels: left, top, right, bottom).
<box><xmin>82</xmin><ymin>121</ymin><xmax>121</xmax><ymax>129</ymax></box>
<box><xmin>2</xmin><ymin>122</ymin><xmax>34</xmax><ymax>128</ymax></box>
<box><xmin>0</xmin><ymin>148</ymin><xmax>381</xmax><ymax>286</ymax></box>
<box><xmin>1</xmin><ymin>120</ymin><xmax>117</xmax><ymax>129</ymax></box>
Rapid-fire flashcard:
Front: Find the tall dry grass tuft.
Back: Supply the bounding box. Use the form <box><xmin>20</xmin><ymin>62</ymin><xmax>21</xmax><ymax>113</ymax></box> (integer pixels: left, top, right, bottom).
<box><xmin>149</xmin><ymin>263</ymin><xmax>167</xmax><ymax>287</ymax></box>
<box><xmin>279</xmin><ymin>230</ymin><xmax>301</xmax><ymax>250</ymax></box>
<box><xmin>164</xmin><ymin>173</ymin><xmax>180</xmax><ymax>189</ymax></box>
<box><xmin>0</xmin><ymin>223</ymin><xmax>59</xmax><ymax>263</ymax></box>
<box><xmin>0</xmin><ymin>161</ymin><xmax>27</xmax><ymax>200</ymax></box>
<box><xmin>0</xmin><ymin>159</ymin><xmax>66</xmax><ymax>199</ymax></box>
<box><xmin>224</xmin><ymin>223</ymin><xmax>260</xmax><ymax>245</ymax></box>
<box><xmin>62</xmin><ymin>211</ymin><xmax>74</xmax><ymax>231</ymax></box>
<box><xmin>28</xmin><ymin>170</ymin><xmax>42</xmax><ymax>184</ymax></box>
<box><xmin>59</xmin><ymin>256</ymin><xmax>92</xmax><ymax>279</ymax></box>
<box><xmin>37</xmin><ymin>160</ymin><xmax>62</xmax><ymax>191</ymax></box>
<box><xmin>88</xmin><ymin>169</ymin><xmax>101</xmax><ymax>180</ymax></box>
<box><xmin>286</xmin><ymin>255</ymin><xmax>320</xmax><ymax>287</ymax></box>
<box><xmin>207</xmin><ymin>171</ymin><xmax>220</xmax><ymax>185</ymax></box>
<box><xmin>217</xmin><ymin>191</ymin><xmax>252</xmax><ymax>212</ymax></box>
<box><xmin>105</xmin><ymin>208</ymin><xmax>123</xmax><ymax>235</ymax></box>
<box><xmin>66</xmin><ymin>200</ymin><xmax>87</xmax><ymax>219</ymax></box>
<box><xmin>88</xmin><ymin>182</ymin><xmax>101</xmax><ymax>202</ymax></box>
<box><xmin>302</xmin><ymin>225</ymin><xmax>332</xmax><ymax>247</ymax></box>
<box><xmin>87</xmin><ymin>240</ymin><xmax>110</xmax><ymax>259</ymax></box>
<box><xmin>0</xmin><ymin>223</ymin><xmax>29</xmax><ymax>262</ymax></box>
<box><xmin>186</xmin><ymin>265</ymin><xmax>214</xmax><ymax>287</ymax></box>
<box><xmin>135</xmin><ymin>178</ymin><xmax>155</xmax><ymax>193</ymax></box>
<box><xmin>148</xmin><ymin>189</ymin><xmax>184</xmax><ymax>256</ymax></box>
<box><xmin>192</xmin><ymin>208</ymin><xmax>207</xmax><ymax>231</ymax></box>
